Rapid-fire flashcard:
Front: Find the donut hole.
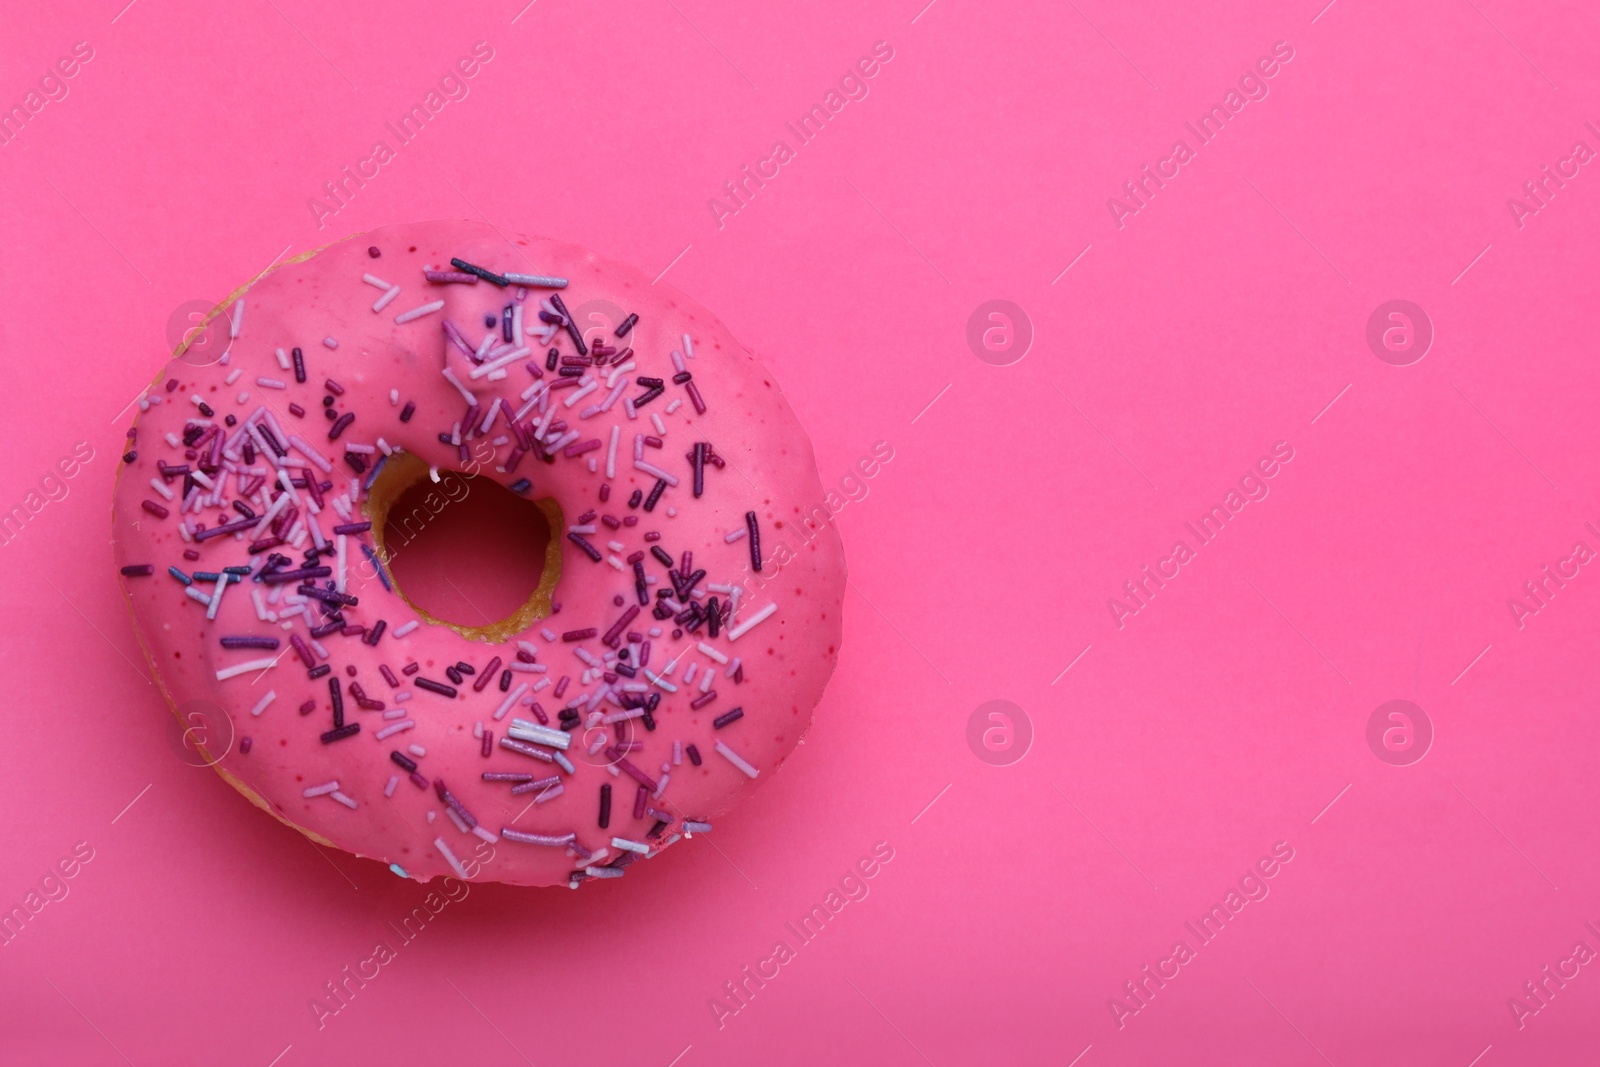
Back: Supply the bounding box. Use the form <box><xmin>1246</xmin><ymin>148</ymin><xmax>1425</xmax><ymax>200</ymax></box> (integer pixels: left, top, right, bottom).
<box><xmin>367</xmin><ymin>453</ymin><xmax>562</xmax><ymax>643</ymax></box>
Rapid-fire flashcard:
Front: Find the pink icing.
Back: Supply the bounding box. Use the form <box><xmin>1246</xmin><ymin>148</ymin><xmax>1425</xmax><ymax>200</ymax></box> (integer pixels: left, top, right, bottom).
<box><xmin>111</xmin><ymin>221</ymin><xmax>845</xmax><ymax>887</ymax></box>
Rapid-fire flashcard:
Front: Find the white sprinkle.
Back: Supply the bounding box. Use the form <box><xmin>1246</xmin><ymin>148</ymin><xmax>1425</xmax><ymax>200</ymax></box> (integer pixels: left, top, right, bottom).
<box><xmin>384</xmin><ymin>776</ymin><xmax>399</xmax><ymax>797</ymax></box>
<box><xmin>205</xmin><ymin>574</ymin><xmax>228</xmax><ymax>621</ymax></box>
<box><xmin>389</xmin><ymin>388</ymin><xmax>400</xmax><ymax>405</ymax></box>
<box><xmin>634</xmin><ymin>459</ymin><xmax>679</xmax><ymax>486</ymax></box>
<box><xmin>149</xmin><ymin>477</ymin><xmax>175</xmax><ymax>501</ymax></box>
<box><xmin>249</xmin><ymin>690</ymin><xmax>277</xmax><ymax>717</ymax></box>
<box><xmin>585</xmin><ymin>866</ymin><xmax>624</xmax><ymax>879</ymax></box>
<box><xmin>256</xmin><ymin>377</ymin><xmax>287</xmax><ymax>389</ymax></box>
<box><xmin>276</xmin><ymin>348</ymin><xmax>291</xmax><ymax>369</ymax></box>
<box><xmin>683</xmin><ymin>333</ymin><xmax>694</xmax><ymax>358</ymax></box>
<box><xmin>727</xmin><ymin>602</ymin><xmax>777</xmax><ymax>641</ymax></box>
<box><xmin>408</xmin><ymin>744</ymin><xmax>426</xmax><ymax>757</ymax></box>
<box><xmin>715</xmin><ymin>740</ymin><xmax>760</xmax><ymax>778</ymax></box>
<box><xmin>323</xmin><ymin>336</ymin><xmax>338</xmax><ymax>349</ymax></box>
<box><xmin>363</xmin><ymin>273</ymin><xmax>393</xmax><ymax>289</ymax></box>
<box><xmin>651</xmin><ymin>412</ymin><xmax>666</xmax><ymax>435</ymax></box>
<box><xmin>335</xmin><ymin>534</ymin><xmax>348</xmax><ymax>593</ymax></box>
<box><xmin>670</xmin><ymin>350</ymin><xmax>686</xmax><ymax>373</ymax></box>
<box><xmin>612</xmin><ymin>837</ymin><xmax>650</xmax><ymax>854</ymax></box>
<box><xmin>564</xmin><ymin>379</ymin><xmax>599</xmax><ymax>408</ymax></box>
<box><xmin>395</xmin><ymin>300</ymin><xmax>444</xmax><ymax>325</ymax></box>
<box><xmin>441</xmin><ymin>367</ymin><xmax>477</xmax><ymax>405</ymax></box>
<box><xmin>330</xmin><ymin>791</ymin><xmax>358</xmax><ymax>809</ymax></box>
<box><xmin>225</xmin><ymin>368</ymin><xmax>243</xmax><ymax>385</ymax></box>
<box><xmin>303</xmin><ymin>781</ymin><xmax>339</xmax><ymax>797</ymax></box>
<box><xmin>534</xmin><ymin>784</ymin><xmax>564</xmax><ymax>804</ymax></box>
<box><xmin>229</xmin><ymin>298</ymin><xmax>245</xmax><ymax>339</ymax></box>
<box><xmin>644</xmin><ymin>669</ymin><xmax>678</xmax><ymax>693</ymax></box>
<box><xmin>373</xmin><ymin>285</ymin><xmax>402</xmax><ymax>312</ymax></box>
<box><xmin>375</xmin><ymin>720</ymin><xmax>415</xmax><ymax>741</ymax></box>
<box><xmin>434</xmin><ymin>837</ymin><xmax>470</xmax><ymax>879</ymax></box>
<box><xmin>215</xmin><ymin>658</ymin><xmax>276</xmax><ymax>681</ymax></box>
<box><xmin>666</xmin><ymin>399</ymin><xmax>682</xmax><ymax>414</ymax></box>
<box><xmin>495</xmin><ymin>683</ymin><xmax>529</xmax><ymax>721</ymax></box>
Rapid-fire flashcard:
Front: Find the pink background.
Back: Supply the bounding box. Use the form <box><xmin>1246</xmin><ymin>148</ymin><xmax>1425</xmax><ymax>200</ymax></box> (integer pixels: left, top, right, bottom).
<box><xmin>3</xmin><ymin>0</ymin><xmax>1600</xmax><ymax>1063</ymax></box>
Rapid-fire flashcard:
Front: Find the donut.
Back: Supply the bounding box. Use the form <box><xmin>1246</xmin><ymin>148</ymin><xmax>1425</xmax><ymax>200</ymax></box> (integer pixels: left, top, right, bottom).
<box><xmin>111</xmin><ymin>221</ymin><xmax>845</xmax><ymax>888</ymax></box>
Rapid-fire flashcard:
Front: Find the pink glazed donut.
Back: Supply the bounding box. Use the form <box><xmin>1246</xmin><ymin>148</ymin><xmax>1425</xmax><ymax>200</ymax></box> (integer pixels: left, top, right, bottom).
<box><xmin>111</xmin><ymin>221</ymin><xmax>845</xmax><ymax>888</ymax></box>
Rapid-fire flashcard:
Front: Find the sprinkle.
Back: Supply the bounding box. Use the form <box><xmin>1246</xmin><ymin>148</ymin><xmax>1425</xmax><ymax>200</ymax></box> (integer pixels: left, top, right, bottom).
<box><xmin>303</xmin><ymin>781</ymin><xmax>339</xmax><ymax>797</ymax></box>
<box><xmin>256</xmin><ymin>377</ymin><xmax>287</xmax><ymax>390</ymax></box>
<box><xmin>745</xmin><ymin>512</ymin><xmax>762</xmax><ymax>571</ymax></box>
<box><xmin>503</xmin><ymin>271</ymin><xmax>567</xmax><ymax>288</ymax></box>
<box><xmin>494</xmin><ymin>683</ymin><xmax>529</xmax><ymax>720</ymax></box>
<box><xmin>249</xmin><ymin>691</ymin><xmax>277</xmax><ymax>717</ymax></box>
<box><xmin>434</xmin><ymin>837</ymin><xmax>471</xmax><ymax>879</ymax></box>
<box><xmin>683</xmin><ymin>333</ymin><xmax>694</xmax><ymax>358</ymax></box>
<box><xmin>292</xmin><ymin>347</ymin><xmax>307</xmax><ymax>382</ymax></box>
<box><xmin>323</xmin><ymin>337</ymin><xmax>339</xmax><ymax>349</ymax></box>
<box><xmin>384</xmin><ymin>776</ymin><xmax>399</xmax><ymax>798</ymax></box>
<box><xmin>120</xmin><ymin>564</ymin><xmax>155</xmax><ymax>577</ymax></box>
<box><xmin>329</xmin><ymin>791</ymin><xmax>358</xmax><ymax>809</ymax></box>
<box><xmin>684</xmin><ymin>820</ymin><xmax>712</xmax><ymax>835</ymax></box>
<box><xmin>424</xmin><ymin>269</ymin><xmax>480</xmax><ymax>284</ymax></box>
<box><xmin>441</xmin><ymin>367</ymin><xmax>477</xmax><ymax>406</ymax></box>
<box><xmin>615</xmin><ymin>312</ymin><xmax>639</xmax><ymax>336</ymax></box>
<box><xmin>501</xmin><ymin>829</ymin><xmax>577</xmax><ymax>847</ymax></box>
<box><xmin>375</xmin><ymin>720</ymin><xmax>415</xmax><ymax>740</ymax></box>
<box><xmin>697</xmin><ymin>641</ymin><xmax>728</xmax><ymax>665</ymax></box>
<box><xmin>229</xmin><ymin>298</ymin><xmax>245</xmax><ymax>338</ymax></box>
<box><xmin>414</xmin><ymin>678</ymin><xmax>458</xmax><ymax>698</ymax></box>
<box><xmin>142</xmin><ymin>500</ymin><xmax>170</xmax><ymax>519</ymax></box>
<box><xmin>715</xmin><ymin>740</ymin><xmax>760</xmax><ymax>777</ymax></box>
<box><xmin>507</xmin><ymin>720</ymin><xmax>572</xmax><ymax>750</ymax></box>
<box><xmin>449</xmin><ymin>257</ymin><xmax>509</xmax><ymax>287</ymax></box>
<box><xmin>533</xmin><ymin>783</ymin><xmax>564</xmax><ymax>803</ymax></box>
<box><xmin>215</xmin><ymin>658</ymin><xmax>276</xmax><ymax>681</ymax></box>
<box><xmin>498</xmin><ymin>737</ymin><xmax>555</xmax><ymax>762</ymax></box>
<box><xmin>727</xmin><ymin>602</ymin><xmax>777</xmax><ymax>641</ymax></box>
<box><xmin>393</xmin><ymin>620</ymin><xmax>420</xmax><ymax>638</ymax></box>
<box><xmin>724</xmin><ymin>527</ymin><xmax>747</xmax><ymax>543</ymax></box>
<box><xmin>713</xmin><ymin>706</ymin><xmax>744</xmax><ymax>728</ymax></box>
<box><xmin>394</xmin><ymin>300</ymin><xmax>445</xmax><ymax>325</ymax></box>
<box><xmin>566</xmin><ymin>532</ymin><xmax>603</xmax><ymax>562</ymax></box>
<box><xmin>584</xmin><ymin>866</ymin><xmax>624</xmax><ymax>879</ymax></box>
<box><xmin>321</xmin><ymin>723</ymin><xmax>361</xmax><ymax>743</ymax></box>
<box><xmin>611</xmin><ymin>837</ymin><xmax>650</xmax><ymax>854</ymax></box>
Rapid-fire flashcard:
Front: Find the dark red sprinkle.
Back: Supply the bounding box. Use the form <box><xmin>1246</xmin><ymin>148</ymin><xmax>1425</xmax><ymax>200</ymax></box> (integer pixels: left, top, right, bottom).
<box><xmin>367</xmin><ymin>246</ymin><xmax>381</xmax><ymax>258</ymax></box>
<box><xmin>321</xmin><ymin>723</ymin><xmax>360</xmax><ymax>743</ymax></box>
<box><xmin>473</xmin><ymin>657</ymin><xmax>501</xmax><ymax>692</ymax></box>
<box><xmin>562</xmin><ymin>628</ymin><xmax>598</xmax><ymax>642</ymax></box>
<box><xmin>299</xmin><ymin>699</ymin><xmax>317</xmax><ymax>716</ymax></box>
<box><xmin>292</xmin><ymin>347</ymin><xmax>306</xmax><ymax>384</ymax></box>
<box><xmin>746</xmin><ymin>512</ymin><xmax>762</xmax><ymax>572</ymax></box>
<box><xmin>328</xmin><ymin>412</ymin><xmax>355</xmax><ymax>440</ymax></box>
<box><xmin>598</xmin><ymin>784</ymin><xmax>612</xmax><ymax>829</ymax></box>
<box><xmin>308</xmin><ymin>664</ymin><xmax>331</xmax><ymax>680</ymax></box>
<box><xmin>415</xmin><ymin>678</ymin><xmax>457</xmax><ymax>698</ymax></box>
<box><xmin>499</xmin><ymin>669</ymin><xmax>512</xmax><ymax>691</ymax></box>
<box><xmin>399</xmin><ymin>401</ymin><xmax>416</xmax><ymax>423</ymax></box>
<box><xmin>686</xmin><ymin>744</ymin><xmax>702</xmax><ymax>766</ymax></box>
<box><xmin>481</xmin><ymin>731</ymin><xmax>493</xmax><ymax>758</ymax></box>
<box><xmin>633</xmin><ymin>785</ymin><xmax>648</xmax><ymax>819</ymax></box>
<box><xmin>566</xmin><ymin>532</ymin><xmax>603</xmax><ymax>562</ymax></box>
<box><xmin>119</xmin><ymin>564</ymin><xmax>154</xmax><ymax>577</ymax></box>
<box><xmin>402</xmin><ymin>661</ymin><xmax>420</xmax><ymax>675</ymax></box>
<box><xmin>141</xmin><ymin>500</ymin><xmax>170</xmax><ymax>519</ymax></box>
<box><xmin>380</xmin><ymin>664</ymin><xmax>400</xmax><ymax>688</ymax></box>
<box><xmin>390</xmin><ymin>750</ymin><xmax>418</xmax><ymax>772</ymax></box>
<box><xmin>643</xmin><ymin>479</ymin><xmax>666</xmax><ymax>512</ymax></box>
<box><xmin>240</xmin><ymin>737</ymin><xmax>252</xmax><ymax>754</ymax></box>
<box><xmin>712</xmin><ymin>705</ymin><xmax>741</xmax><ymax>726</ymax></box>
